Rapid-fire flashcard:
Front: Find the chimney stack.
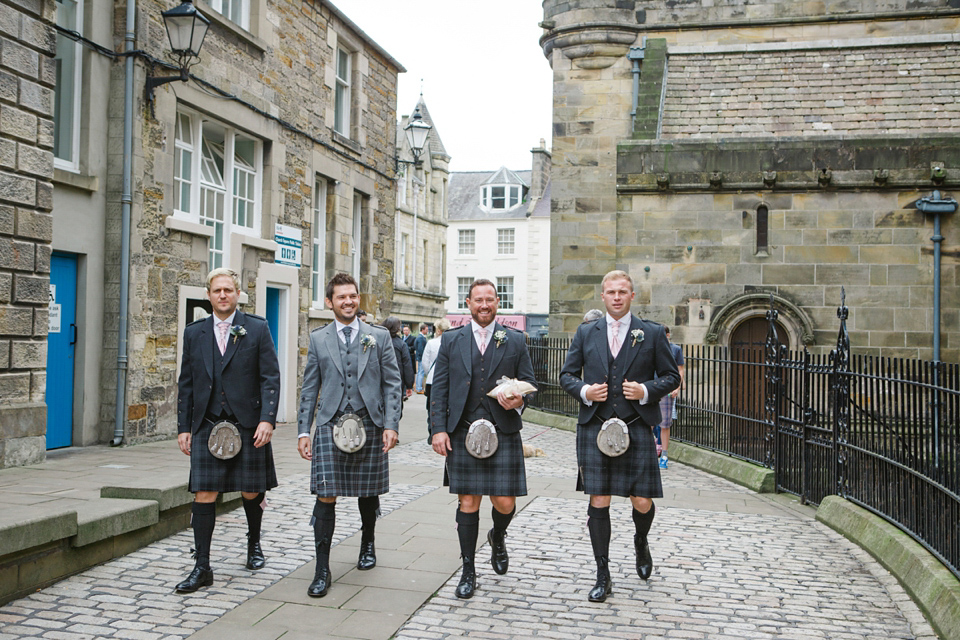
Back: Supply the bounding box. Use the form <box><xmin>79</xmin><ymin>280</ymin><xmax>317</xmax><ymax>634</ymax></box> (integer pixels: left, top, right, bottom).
<box><xmin>530</xmin><ymin>139</ymin><xmax>551</xmax><ymax>200</ymax></box>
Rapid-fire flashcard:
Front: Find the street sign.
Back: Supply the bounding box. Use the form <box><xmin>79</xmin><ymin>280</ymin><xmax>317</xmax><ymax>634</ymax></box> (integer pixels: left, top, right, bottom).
<box><xmin>274</xmin><ymin>223</ymin><xmax>302</xmax><ymax>267</ymax></box>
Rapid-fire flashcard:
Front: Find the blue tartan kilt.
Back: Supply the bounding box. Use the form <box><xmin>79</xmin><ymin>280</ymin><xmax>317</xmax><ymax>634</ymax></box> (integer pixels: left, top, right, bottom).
<box><xmin>189</xmin><ymin>418</ymin><xmax>278</xmax><ymax>494</ymax></box>
<box><xmin>310</xmin><ymin>412</ymin><xmax>389</xmax><ymax>497</ymax></box>
<box><xmin>576</xmin><ymin>417</ymin><xmax>662</xmax><ymax>498</ymax></box>
<box><xmin>443</xmin><ymin>423</ymin><xmax>527</xmax><ymax>497</ymax></box>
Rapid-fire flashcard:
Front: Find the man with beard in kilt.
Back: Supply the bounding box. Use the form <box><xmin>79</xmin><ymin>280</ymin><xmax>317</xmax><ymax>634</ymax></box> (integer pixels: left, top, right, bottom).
<box><xmin>429</xmin><ymin>278</ymin><xmax>536</xmax><ymax>599</ymax></box>
<box><xmin>297</xmin><ymin>272</ymin><xmax>402</xmax><ymax>598</ymax></box>
<box><xmin>175</xmin><ymin>268</ymin><xmax>281</xmax><ymax>593</ymax></box>
<box><xmin>560</xmin><ymin>270</ymin><xmax>680</xmax><ymax>602</ymax></box>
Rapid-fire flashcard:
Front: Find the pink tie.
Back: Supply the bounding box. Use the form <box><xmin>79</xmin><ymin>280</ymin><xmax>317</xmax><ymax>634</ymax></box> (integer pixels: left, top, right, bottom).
<box><xmin>610</xmin><ymin>320</ymin><xmax>621</xmax><ymax>357</ymax></box>
<box><xmin>478</xmin><ymin>329</ymin><xmax>487</xmax><ymax>355</ymax></box>
<box><xmin>217</xmin><ymin>321</ymin><xmax>229</xmax><ymax>355</ymax></box>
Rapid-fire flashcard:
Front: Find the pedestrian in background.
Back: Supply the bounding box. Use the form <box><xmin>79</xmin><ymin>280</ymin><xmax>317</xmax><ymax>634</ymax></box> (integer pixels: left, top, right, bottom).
<box><xmin>175</xmin><ymin>268</ymin><xmax>281</xmax><ymax>593</ymax></box>
<box><xmin>403</xmin><ymin>325</ymin><xmax>417</xmax><ymax>373</ymax></box>
<box><xmin>414</xmin><ymin>323</ymin><xmax>429</xmax><ymax>392</ymax></box>
<box><xmin>382</xmin><ymin>316</ymin><xmax>415</xmax><ymax>412</ymax></box>
<box><xmin>420</xmin><ymin>317</ymin><xmax>451</xmax><ymax>429</ymax></box>
<box><xmin>582</xmin><ymin>308</ymin><xmax>604</xmax><ymax>324</ymax></box>
<box><xmin>657</xmin><ymin>327</ymin><xmax>685</xmax><ymax>469</ymax></box>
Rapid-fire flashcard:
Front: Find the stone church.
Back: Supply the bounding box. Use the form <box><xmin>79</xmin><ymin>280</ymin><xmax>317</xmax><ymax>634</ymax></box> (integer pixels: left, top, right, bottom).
<box><xmin>540</xmin><ymin>0</ymin><xmax>959</xmax><ymax>361</ymax></box>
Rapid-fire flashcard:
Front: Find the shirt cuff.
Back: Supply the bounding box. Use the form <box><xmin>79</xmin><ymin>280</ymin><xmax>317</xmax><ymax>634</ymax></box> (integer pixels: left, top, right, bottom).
<box><xmin>637</xmin><ymin>383</ymin><xmax>649</xmax><ymax>405</ymax></box>
<box><xmin>580</xmin><ymin>385</ymin><xmax>592</xmax><ymax>406</ymax></box>
<box><xmin>298</xmin><ymin>433</ymin><xmax>310</xmax><ymax>439</ymax></box>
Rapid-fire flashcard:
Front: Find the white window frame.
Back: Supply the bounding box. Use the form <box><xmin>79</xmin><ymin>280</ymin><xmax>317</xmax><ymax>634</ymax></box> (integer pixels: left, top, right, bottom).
<box><xmin>497</xmin><ymin>277</ymin><xmax>515</xmax><ymax>310</ymax></box>
<box><xmin>457</xmin><ymin>277</ymin><xmax>472</xmax><ymax>310</ymax></box>
<box><xmin>352</xmin><ymin>192</ymin><xmax>363</xmax><ymax>280</ymax></box>
<box><xmin>458</xmin><ymin>229</ymin><xmax>475</xmax><ymax>255</ymax></box>
<box><xmin>207</xmin><ymin>0</ymin><xmax>250</xmax><ymax>30</ymax></box>
<box><xmin>497</xmin><ymin>228</ymin><xmax>515</xmax><ymax>255</ymax></box>
<box><xmin>53</xmin><ymin>0</ymin><xmax>83</xmax><ymax>171</ymax></box>
<box><xmin>335</xmin><ymin>47</ymin><xmax>352</xmax><ymax>136</ymax></box>
<box><xmin>311</xmin><ymin>176</ymin><xmax>328</xmax><ymax>306</ymax></box>
<box><xmin>173</xmin><ymin>108</ymin><xmax>264</xmax><ymax>269</ymax></box>
<box><xmin>480</xmin><ymin>185</ymin><xmax>522</xmax><ymax>211</ymax></box>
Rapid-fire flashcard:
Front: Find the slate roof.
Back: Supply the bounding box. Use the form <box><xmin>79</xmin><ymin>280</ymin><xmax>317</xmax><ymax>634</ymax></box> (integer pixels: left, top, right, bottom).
<box><xmin>449</xmin><ymin>169</ymin><xmax>550</xmax><ymax>222</ymax></box>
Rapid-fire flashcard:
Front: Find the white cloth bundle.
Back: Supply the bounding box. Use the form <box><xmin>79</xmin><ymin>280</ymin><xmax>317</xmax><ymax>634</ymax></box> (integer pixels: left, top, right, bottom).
<box><xmin>486</xmin><ymin>376</ymin><xmax>538</xmax><ymax>399</ymax></box>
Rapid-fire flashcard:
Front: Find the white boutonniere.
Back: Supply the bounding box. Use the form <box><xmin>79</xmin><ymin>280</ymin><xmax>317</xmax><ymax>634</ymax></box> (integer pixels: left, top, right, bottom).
<box><xmin>493</xmin><ymin>330</ymin><xmax>507</xmax><ymax>348</ymax></box>
<box><xmin>361</xmin><ymin>334</ymin><xmax>376</xmax><ymax>353</ymax></box>
<box><xmin>631</xmin><ymin>329</ymin><xmax>644</xmax><ymax>347</ymax></box>
<box><xmin>230</xmin><ymin>325</ymin><xmax>247</xmax><ymax>344</ymax></box>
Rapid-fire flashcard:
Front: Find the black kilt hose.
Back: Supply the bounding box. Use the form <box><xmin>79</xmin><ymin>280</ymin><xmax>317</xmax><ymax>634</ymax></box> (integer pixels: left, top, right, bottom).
<box><xmin>189</xmin><ymin>419</ymin><xmax>278</xmax><ymax>493</ymax></box>
<box><xmin>444</xmin><ymin>422</ymin><xmax>527</xmax><ymax>497</ymax></box>
<box><xmin>576</xmin><ymin>417</ymin><xmax>662</xmax><ymax>498</ymax></box>
<box><xmin>311</xmin><ymin>412</ymin><xmax>389</xmax><ymax>497</ymax></box>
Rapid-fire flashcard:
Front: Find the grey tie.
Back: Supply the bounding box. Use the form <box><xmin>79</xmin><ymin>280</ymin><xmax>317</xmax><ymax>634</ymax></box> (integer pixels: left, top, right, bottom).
<box><xmin>342</xmin><ymin>326</ymin><xmax>352</xmax><ymax>344</ymax></box>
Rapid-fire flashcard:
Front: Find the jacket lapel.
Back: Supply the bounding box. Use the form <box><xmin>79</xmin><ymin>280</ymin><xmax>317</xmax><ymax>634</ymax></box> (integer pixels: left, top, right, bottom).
<box><xmin>619</xmin><ymin>314</ymin><xmax>643</xmax><ymax>370</ymax></box>
<box><xmin>594</xmin><ymin>318</ymin><xmax>611</xmax><ymax>370</ymax></box>
<box><xmin>487</xmin><ymin>322</ymin><xmax>505</xmax><ymax>374</ymax></box>
<box><xmin>458</xmin><ymin>324</ymin><xmax>473</xmax><ymax>378</ymax></box>
<box><xmin>323</xmin><ymin>322</ymin><xmax>345</xmax><ymax>377</ymax></box>
<box><xmin>357</xmin><ymin>320</ymin><xmax>371</xmax><ymax>377</ymax></box>
<box><xmin>220</xmin><ymin>310</ymin><xmax>244</xmax><ymax>370</ymax></box>
<box><xmin>201</xmin><ymin>315</ymin><xmax>214</xmax><ymax>380</ymax></box>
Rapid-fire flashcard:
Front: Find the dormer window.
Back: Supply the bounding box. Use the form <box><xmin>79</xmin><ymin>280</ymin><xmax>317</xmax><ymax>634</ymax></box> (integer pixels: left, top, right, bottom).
<box><xmin>481</xmin><ymin>185</ymin><xmax>521</xmax><ymax>210</ymax></box>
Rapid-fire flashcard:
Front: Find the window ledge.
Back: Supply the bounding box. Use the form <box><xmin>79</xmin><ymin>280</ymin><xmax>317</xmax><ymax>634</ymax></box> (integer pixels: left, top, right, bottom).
<box><xmin>165</xmin><ymin>216</ymin><xmax>214</xmax><ymax>237</ymax></box>
<box><xmin>53</xmin><ymin>168</ymin><xmax>98</xmax><ymax>192</ymax></box>
<box><xmin>308</xmin><ymin>307</ymin><xmax>335</xmax><ymax>320</ymax></box>
<box><xmin>195</xmin><ymin>0</ymin><xmax>268</xmax><ymax>54</ymax></box>
<box><xmin>238</xmin><ymin>234</ymin><xmax>278</xmax><ymax>252</ymax></box>
<box><xmin>332</xmin><ymin>131</ymin><xmax>362</xmax><ymax>154</ymax></box>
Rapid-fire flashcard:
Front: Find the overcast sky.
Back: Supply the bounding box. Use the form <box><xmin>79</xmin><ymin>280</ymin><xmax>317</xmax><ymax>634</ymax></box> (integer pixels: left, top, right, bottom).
<box><xmin>331</xmin><ymin>0</ymin><xmax>553</xmax><ymax>173</ymax></box>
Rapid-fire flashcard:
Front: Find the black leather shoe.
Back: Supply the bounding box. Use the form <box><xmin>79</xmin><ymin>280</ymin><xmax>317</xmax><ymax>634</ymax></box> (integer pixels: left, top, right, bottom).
<box><xmin>635</xmin><ymin>534</ymin><xmax>653</xmax><ymax>580</ymax></box>
<box><xmin>308</xmin><ymin>565</ymin><xmax>330</xmax><ymax>598</ymax></box>
<box><xmin>357</xmin><ymin>541</ymin><xmax>376</xmax><ymax>571</ymax></box>
<box><xmin>246</xmin><ymin>538</ymin><xmax>266</xmax><ymax>570</ymax></box>
<box><xmin>487</xmin><ymin>528</ymin><xmax>509</xmax><ymax>575</ymax></box>
<box><xmin>455</xmin><ymin>558</ymin><xmax>476</xmax><ymax>599</ymax></box>
<box><xmin>588</xmin><ymin>557</ymin><xmax>613</xmax><ymax>602</ymax></box>
<box><xmin>175</xmin><ymin>566</ymin><xmax>213</xmax><ymax>593</ymax></box>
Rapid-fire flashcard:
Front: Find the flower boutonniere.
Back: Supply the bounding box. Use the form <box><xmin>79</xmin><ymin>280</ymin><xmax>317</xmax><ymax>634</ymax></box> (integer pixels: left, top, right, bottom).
<box><xmin>631</xmin><ymin>328</ymin><xmax>644</xmax><ymax>347</ymax></box>
<box><xmin>361</xmin><ymin>334</ymin><xmax>376</xmax><ymax>353</ymax></box>
<box><xmin>230</xmin><ymin>325</ymin><xmax>247</xmax><ymax>344</ymax></box>
<box><xmin>493</xmin><ymin>330</ymin><xmax>507</xmax><ymax>348</ymax></box>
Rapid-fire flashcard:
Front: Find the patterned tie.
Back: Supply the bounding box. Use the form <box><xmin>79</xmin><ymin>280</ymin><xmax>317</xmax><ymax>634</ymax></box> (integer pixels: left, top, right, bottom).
<box><xmin>610</xmin><ymin>320</ymin><xmax>621</xmax><ymax>358</ymax></box>
<box><xmin>217</xmin><ymin>321</ymin><xmax>230</xmax><ymax>355</ymax></box>
<box><xmin>478</xmin><ymin>328</ymin><xmax>487</xmax><ymax>355</ymax></box>
<box><xmin>342</xmin><ymin>326</ymin><xmax>352</xmax><ymax>345</ymax></box>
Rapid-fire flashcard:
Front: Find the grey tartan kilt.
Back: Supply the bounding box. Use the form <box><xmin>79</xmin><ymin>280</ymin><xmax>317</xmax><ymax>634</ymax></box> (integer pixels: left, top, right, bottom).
<box><xmin>188</xmin><ymin>418</ymin><xmax>278</xmax><ymax>493</ymax></box>
<box><xmin>443</xmin><ymin>423</ymin><xmax>527</xmax><ymax>497</ymax></box>
<box><xmin>659</xmin><ymin>395</ymin><xmax>675</xmax><ymax>428</ymax></box>
<box><xmin>576</xmin><ymin>416</ymin><xmax>662</xmax><ymax>498</ymax></box>
<box><xmin>311</xmin><ymin>413</ymin><xmax>389</xmax><ymax>497</ymax></box>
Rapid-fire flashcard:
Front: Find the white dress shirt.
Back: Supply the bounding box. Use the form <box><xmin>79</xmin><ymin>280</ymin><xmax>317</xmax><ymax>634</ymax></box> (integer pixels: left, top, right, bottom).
<box><xmin>335</xmin><ymin>317</ymin><xmax>360</xmax><ymax>343</ymax></box>
<box><xmin>470</xmin><ymin>319</ymin><xmax>495</xmax><ymax>352</ymax></box>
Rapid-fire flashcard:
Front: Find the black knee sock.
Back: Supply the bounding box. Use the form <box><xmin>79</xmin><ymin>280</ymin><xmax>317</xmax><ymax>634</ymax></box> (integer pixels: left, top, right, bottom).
<box><xmin>587</xmin><ymin>505</ymin><xmax>611</xmax><ymax>560</ymax></box>
<box><xmin>358</xmin><ymin>496</ymin><xmax>380</xmax><ymax>543</ymax></box>
<box><xmin>491</xmin><ymin>505</ymin><xmax>515</xmax><ymax>534</ymax></box>
<box><xmin>242</xmin><ymin>493</ymin><xmax>265</xmax><ymax>542</ymax></box>
<box><xmin>312</xmin><ymin>501</ymin><xmax>337</xmax><ymax>566</ymax></box>
<box><xmin>455</xmin><ymin>509</ymin><xmax>480</xmax><ymax>561</ymax></box>
<box><xmin>633</xmin><ymin>502</ymin><xmax>656</xmax><ymax>539</ymax></box>
<box><xmin>192</xmin><ymin>501</ymin><xmax>217</xmax><ymax>569</ymax></box>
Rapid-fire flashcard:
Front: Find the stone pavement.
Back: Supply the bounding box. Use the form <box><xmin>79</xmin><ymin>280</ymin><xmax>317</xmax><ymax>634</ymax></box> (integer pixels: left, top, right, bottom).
<box><xmin>0</xmin><ymin>395</ymin><xmax>939</xmax><ymax>639</ymax></box>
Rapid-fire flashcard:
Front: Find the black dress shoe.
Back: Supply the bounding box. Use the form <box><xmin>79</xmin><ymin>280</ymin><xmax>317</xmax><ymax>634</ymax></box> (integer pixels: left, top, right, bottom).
<box><xmin>588</xmin><ymin>557</ymin><xmax>613</xmax><ymax>602</ymax></box>
<box><xmin>175</xmin><ymin>566</ymin><xmax>213</xmax><ymax>593</ymax></box>
<box><xmin>635</xmin><ymin>534</ymin><xmax>653</xmax><ymax>580</ymax></box>
<box><xmin>246</xmin><ymin>539</ymin><xmax>266</xmax><ymax>570</ymax></box>
<box><xmin>308</xmin><ymin>565</ymin><xmax>330</xmax><ymax>598</ymax></box>
<box><xmin>357</xmin><ymin>541</ymin><xmax>376</xmax><ymax>570</ymax></box>
<box><xmin>455</xmin><ymin>558</ymin><xmax>476</xmax><ymax>599</ymax></box>
<box><xmin>487</xmin><ymin>528</ymin><xmax>509</xmax><ymax>575</ymax></box>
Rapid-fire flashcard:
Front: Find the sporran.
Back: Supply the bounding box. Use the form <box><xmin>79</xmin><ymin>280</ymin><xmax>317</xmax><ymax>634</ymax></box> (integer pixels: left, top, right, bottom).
<box><xmin>207</xmin><ymin>421</ymin><xmax>242</xmax><ymax>460</ymax></box>
<box><xmin>597</xmin><ymin>417</ymin><xmax>630</xmax><ymax>457</ymax></box>
<box><xmin>333</xmin><ymin>413</ymin><xmax>367</xmax><ymax>453</ymax></box>
<box><xmin>465</xmin><ymin>419</ymin><xmax>498</xmax><ymax>459</ymax></box>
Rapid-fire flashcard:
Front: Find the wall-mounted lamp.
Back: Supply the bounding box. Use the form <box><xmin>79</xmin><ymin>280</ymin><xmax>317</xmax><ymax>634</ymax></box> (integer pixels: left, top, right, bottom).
<box><xmin>145</xmin><ymin>0</ymin><xmax>210</xmax><ymax>103</ymax></box>
<box><xmin>398</xmin><ymin>107</ymin><xmax>432</xmax><ymax>170</ymax></box>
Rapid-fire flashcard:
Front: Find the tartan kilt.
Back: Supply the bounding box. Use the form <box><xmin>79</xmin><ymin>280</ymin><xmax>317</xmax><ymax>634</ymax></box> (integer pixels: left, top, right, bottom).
<box><xmin>443</xmin><ymin>423</ymin><xmax>527</xmax><ymax>497</ymax></box>
<box><xmin>659</xmin><ymin>395</ymin><xmax>675</xmax><ymax>428</ymax></box>
<box><xmin>311</xmin><ymin>412</ymin><xmax>389</xmax><ymax>497</ymax></box>
<box><xmin>576</xmin><ymin>417</ymin><xmax>662</xmax><ymax>498</ymax></box>
<box><xmin>188</xmin><ymin>418</ymin><xmax>278</xmax><ymax>493</ymax></box>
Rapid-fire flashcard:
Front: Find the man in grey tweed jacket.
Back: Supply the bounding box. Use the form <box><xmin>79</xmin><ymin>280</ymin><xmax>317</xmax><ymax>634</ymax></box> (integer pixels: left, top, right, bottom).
<box><xmin>297</xmin><ymin>272</ymin><xmax>402</xmax><ymax>598</ymax></box>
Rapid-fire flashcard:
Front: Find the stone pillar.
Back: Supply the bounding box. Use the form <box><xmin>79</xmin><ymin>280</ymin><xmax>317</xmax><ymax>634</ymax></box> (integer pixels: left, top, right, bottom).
<box><xmin>0</xmin><ymin>0</ymin><xmax>57</xmax><ymax>467</ymax></box>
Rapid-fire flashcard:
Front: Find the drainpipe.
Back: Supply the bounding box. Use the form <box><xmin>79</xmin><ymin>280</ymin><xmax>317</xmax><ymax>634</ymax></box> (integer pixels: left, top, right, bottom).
<box><xmin>112</xmin><ymin>0</ymin><xmax>136</xmax><ymax>446</ymax></box>
<box><xmin>915</xmin><ymin>189</ymin><xmax>957</xmax><ymax>470</ymax></box>
<box><xmin>628</xmin><ymin>38</ymin><xmax>646</xmax><ymax>130</ymax></box>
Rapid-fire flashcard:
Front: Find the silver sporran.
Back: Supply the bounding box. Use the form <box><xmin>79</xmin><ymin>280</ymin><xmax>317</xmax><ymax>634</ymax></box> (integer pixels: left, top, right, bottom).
<box><xmin>465</xmin><ymin>419</ymin><xmax>498</xmax><ymax>459</ymax></box>
<box><xmin>208</xmin><ymin>421</ymin><xmax>242</xmax><ymax>460</ymax></box>
<box><xmin>597</xmin><ymin>417</ymin><xmax>630</xmax><ymax>457</ymax></box>
<box><xmin>333</xmin><ymin>412</ymin><xmax>367</xmax><ymax>453</ymax></box>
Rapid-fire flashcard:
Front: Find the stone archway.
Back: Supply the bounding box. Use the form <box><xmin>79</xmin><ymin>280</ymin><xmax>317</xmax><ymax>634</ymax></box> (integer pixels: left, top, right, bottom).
<box><xmin>705</xmin><ymin>292</ymin><xmax>815</xmax><ymax>350</ymax></box>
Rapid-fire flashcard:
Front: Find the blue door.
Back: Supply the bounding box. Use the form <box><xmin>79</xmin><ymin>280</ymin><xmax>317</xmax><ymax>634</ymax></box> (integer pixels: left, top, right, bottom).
<box><xmin>265</xmin><ymin>287</ymin><xmax>280</xmax><ymax>352</ymax></box>
<box><xmin>46</xmin><ymin>252</ymin><xmax>78</xmax><ymax>449</ymax></box>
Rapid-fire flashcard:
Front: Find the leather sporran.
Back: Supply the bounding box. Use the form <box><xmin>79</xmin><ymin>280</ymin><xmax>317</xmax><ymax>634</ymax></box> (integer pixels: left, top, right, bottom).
<box><xmin>207</xmin><ymin>421</ymin><xmax>242</xmax><ymax>460</ymax></box>
<box><xmin>465</xmin><ymin>419</ymin><xmax>498</xmax><ymax>459</ymax></box>
<box><xmin>597</xmin><ymin>417</ymin><xmax>630</xmax><ymax>457</ymax></box>
<box><xmin>333</xmin><ymin>413</ymin><xmax>367</xmax><ymax>453</ymax></box>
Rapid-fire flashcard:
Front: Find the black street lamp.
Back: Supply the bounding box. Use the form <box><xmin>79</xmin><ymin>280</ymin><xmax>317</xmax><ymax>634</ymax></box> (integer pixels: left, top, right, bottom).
<box><xmin>403</xmin><ymin>107</ymin><xmax>432</xmax><ymax>167</ymax></box>
<box><xmin>145</xmin><ymin>0</ymin><xmax>210</xmax><ymax>102</ymax></box>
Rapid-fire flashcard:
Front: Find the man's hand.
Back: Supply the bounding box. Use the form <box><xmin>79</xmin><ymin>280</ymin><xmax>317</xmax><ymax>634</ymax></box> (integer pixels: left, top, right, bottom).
<box><xmin>584</xmin><ymin>382</ymin><xmax>609</xmax><ymax>403</ymax></box>
<box><xmin>298</xmin><ymin>436</ymin><xmax>312</xmax><ymax>460</ymax></box>
<box><xmin>405</xmin><ymin>389</ymin><xmax>413</xmax><ymax>398</ymax></box>
<box><xmin>622</xmin><ymin>379</ymin><xmax>646</xmax><ymax>402</ymax></box>
<box><xmin>432</xmin><ymin>431</ymin><xmax>452</xmax><ymax>457</ymax></box>
<box><xmin>497</xmin><ymin>390</ymin><xmax>524</xmax><ymax>411</ymax></box>
<box><xmin>670</xmin><ymin>387</ymin><xmax>680</xmax><ymax>399</ymax></box>
<box><xmin>382</xmin><ymin>429</ymin><xmax>398</xmax><ymax>453</ymax></box>
<box><xmin>177</xmin><ymin>432</ymin><xmax>192</xmax><ymax>456</ymax></box>
<box><xmin>253</xmin><ymin>421</ymin><xmax>273</xmax><ymax>448</ymax></box>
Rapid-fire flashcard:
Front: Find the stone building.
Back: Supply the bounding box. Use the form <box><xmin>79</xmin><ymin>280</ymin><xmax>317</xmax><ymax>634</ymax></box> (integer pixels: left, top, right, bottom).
<box><xmin>2</xmin><ymin>0</ymin><xmax>403</xmax><ymax>468</ymax></box>
<box><xmin>446</xmin><ymin>141</ymin><xmax>552</xmax><ymax>336</ymax></box>
<box><xmin>392</xmin><ymin>97</ymin><xmax>450</xmax><ymax>328</ymax></box>
<box><xmin>0</xmin><ymin>0</ymin><xmax>57</xmax><ymax>467</ymax></box>
<box><xmin>540</xmin><ymin>0</ymin><xmax>959</xmax><ymax>361</ymax></box>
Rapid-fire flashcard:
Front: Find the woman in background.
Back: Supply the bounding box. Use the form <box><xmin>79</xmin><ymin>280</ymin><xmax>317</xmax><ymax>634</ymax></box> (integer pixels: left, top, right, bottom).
<box><xmin>420</xmin><ymin>317</ymin><xmax>450</xmax><ymax>430</ymax></box>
